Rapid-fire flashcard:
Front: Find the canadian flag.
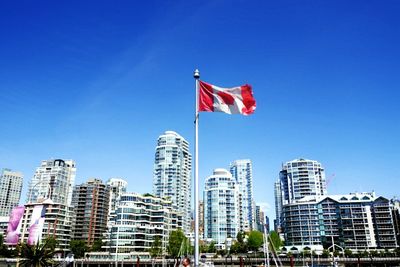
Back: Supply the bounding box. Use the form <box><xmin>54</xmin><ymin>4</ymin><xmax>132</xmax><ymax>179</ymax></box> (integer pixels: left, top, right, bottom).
<box><xmin>198</xmin><ymin>80</ymin><xmax>256</xmax><ymax>115</ymax></box>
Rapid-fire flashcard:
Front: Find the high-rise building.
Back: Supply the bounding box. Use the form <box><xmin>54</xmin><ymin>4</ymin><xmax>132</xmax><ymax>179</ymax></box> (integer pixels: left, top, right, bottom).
<box><xmin>98</xmin><ymin>192</ymin><xmax>181</xmax><ymax>260</ymax></box>
<box><xmin>282</xmin><ymin>192</ymin><xmax>398</xmax><ymax>251</ymax></box>
<box><xmin>106</xmin><ymin>178</ymin><xmax>127</xmax><ymax>228</ymax></box>
<box><xmin>274</xmin><ymin>180</ymin><xmax>283</xmax><ymax>231</ymax></box>
<box><xmin>265</xmin><ymin>215</ymin><xmax>270</xmax><ymax>233</ymax></box>
<box><xmin>255</xmin><ymin>205</ymin><xmax>265</xmax><ymax>232</ymax></box>
<box><xmin>275</xmin><ymin>158</ymin><xmax>326</xmax><ymax>230</ymax></box>
<box><xmin>279</xmin><ymin>158</ymin><xmax>327</xmax><ymax>204</ymax></box>
<box><xmin>0</xmin><ymin>169</ymin><xmax>23</xmax><ymax>216</ymax></box>
<box><xmin>153</xmin><ymin>131</ymin><xmax>192</xmax><ymax>234</ymax></box>
<box><xmin>204</xmin><ymin>169</ymin><xmax>238</xmax><ymax>249</ymax></box>
<box><xmin>71</xmin><ymin>178</ymin><xmax>110</xmax><ymax>247</ymax></box>
<box><xmin>230</xmin><ymin>159</ymin><xmax>255</xmax><ymax>232</ymax></box>
<box><xmin>27</xmin><ymin>159</ymin><xmax>76</xmax><ymax>205</ymax></box>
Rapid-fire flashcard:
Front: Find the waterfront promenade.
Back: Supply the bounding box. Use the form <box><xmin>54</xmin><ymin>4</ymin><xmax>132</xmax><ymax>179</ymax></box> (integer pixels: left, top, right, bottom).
<box><xmin>2</xmin><ymin>257</ymin><xmax>400</xmax><ymax>267</ymax></box>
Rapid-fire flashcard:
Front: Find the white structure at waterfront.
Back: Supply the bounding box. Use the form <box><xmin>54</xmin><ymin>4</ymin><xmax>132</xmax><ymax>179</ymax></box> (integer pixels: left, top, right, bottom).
<box><xmin>230</xmin><ymin>159</ymin><xmax>255</xmax><ymax>232</ymax></box>
<box><xmin>153</xmin><ymin>131</ymin><xmax>192</xmax><ymax>234</ymax></box>
<box><xmin>0</xmin><ymin>169</ymin><xmax>23</xmax><ymax>216</ymax></box>
<box><xmin>204</xmin><ymin>169</ymin><xmax>238</xmax><ymax>249</ymax></box>
<box><xmin>99</xmin><ymin>192</ymin><xmax>181</xmax><ymax>260</ymax></box>
<box><xmin>27</xmin><ymin>159</ymin><xmax>76</xmax><ymax>205</ymax></box>
<box><xmin>282</xmin><ymin>192</ymin><xmax>398</xmax><ymax>252</ymax></box>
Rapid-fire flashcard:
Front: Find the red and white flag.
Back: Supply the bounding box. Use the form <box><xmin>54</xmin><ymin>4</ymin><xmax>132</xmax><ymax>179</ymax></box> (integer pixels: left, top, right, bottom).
<box><xmin>198</xmin><ymin>80</ymin><xmax>256</xmax><ymax>115</ymax></box>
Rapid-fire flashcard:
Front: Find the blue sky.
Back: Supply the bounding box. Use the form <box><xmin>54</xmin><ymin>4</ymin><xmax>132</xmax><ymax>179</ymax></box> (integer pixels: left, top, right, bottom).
<box><xmin>1</xmin><ymin>0</ymin><xmax>399</xmax><ymax>221</ymax></box>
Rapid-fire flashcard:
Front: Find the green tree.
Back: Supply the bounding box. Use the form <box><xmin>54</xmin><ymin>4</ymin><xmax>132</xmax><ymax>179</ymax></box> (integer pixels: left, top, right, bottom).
<box><xmin>229</xmin><ymin>241</ymin><xmax>240</xmax><ymax>254</ymax></box>
<box><xmin>44</xmin><ymin>236</ymin><xmax>58</xmax><ymax>251</ymax></box>
<box><xmin>167</xmin><ymin>230</ymin><xmax>187</xmax><ymax>257</ymax></box>
<box><xmin>370</xmin><ymin>250</ymin><xmax>378</xmax><ymax>257</ymax></box>
<box><xmin>207</xmin><ymin>241</ymin><xmax>216</xmax><ymax>253</ymax></box>
<box><xmin>237</xmin><ymin>231</ymin><xmax>246</xmax><ymax>243</ymax></box>
<box><xmin>217</xmin><ymin>249</ymin><xmax>227</xmax><ymax>256</ymax></box>
<box><xmin>70</xmin><ymin>240</ymin><xmax>88</xmax><ymax>259</ymax></box>
<box><xmin>344</xmin><ymin>248</ymin><xmax>353</xmax><ymax>258</ymax></box>
<box><xmin>230</xmin><ymin>231</ymin><xmax>247</xmax><ymax>254</ymax></box>
<box><xmin>247</xmin><ymin>231</ymin><xmax>264</xmax><ymax>252</ymax></box>
<box><xmin>149</xmin><ymin>236</ymin><xmax>162</xmax><ymax>258</ymax></box>
<box><xmin>91</xmin><ymin>239</ymin><xmax>104</xmax><ymax>252</ymax></box>
<box><xmin>322</xmin><ymin>249</ymin><xmax>330</xmax><ymax>258</ymax></box>
<box><xmin>0</xmin><ymin>234</ymin><xmax>15</xmax><ymax>257</ymax></box>
<box><xmin>268</xmin><ymin>231</ymin><xmax>282</xmax><ymax>252</ymax></box>
<box><xmin>19</xmin><ymin>238</ymin><xmax>59</xmax><ymax>267</ymax></box>
<box><xmin>200</xmin><ymin>241</ymin><xmax>208</xmax><ymax>253</ymax></box>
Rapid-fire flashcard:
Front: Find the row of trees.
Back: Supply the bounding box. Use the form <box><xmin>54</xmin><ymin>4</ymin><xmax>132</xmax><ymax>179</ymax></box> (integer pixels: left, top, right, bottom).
<box><xmin>159</xmin><ymin>230</ymin><xmax>283</xmax><ymax>257</ymax></box>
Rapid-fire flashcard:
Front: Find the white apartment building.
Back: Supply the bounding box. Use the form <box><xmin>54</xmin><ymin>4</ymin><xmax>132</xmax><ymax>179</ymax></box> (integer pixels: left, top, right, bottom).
<box><xmin>275</xmin><ymin>158</ymin><xmax>327</xmax><ymax>230</ymax></box>
<box><xmin>230</xmin><ymin>159</ymin><xmax>255</xmax><ymax>232</ymax></box>
<box><xmin>27</xmin><ymin>159</ymin><xmax>76</xmax><ymax>205</ymax></box>
<box><xmin>282</xmin><ymin>192</ymin><xmax>398</xmax><ymax>252</ymax></box>
<box><xmin>153</xmin><ymin>131</ymin><xmax>192</xmax><ymax>234</ymax></box>
<box><xmin>204</xmin><ymin>169</ymin><xmax>238</xmax><ymax>249</ymax></box>
<box><xmin>0</xmin><ymin>169</ymin><xmax>23</xmax><ymax>216</ymax></box>
<box><xmin>100</xmin><ymin>192</ymin><xmax>182</xmax><ymax>260</ymax></box>
<box><xmin>107</xmin><ymin>178</ymin><xmax>128</xmax><ymax>228</ymax></box>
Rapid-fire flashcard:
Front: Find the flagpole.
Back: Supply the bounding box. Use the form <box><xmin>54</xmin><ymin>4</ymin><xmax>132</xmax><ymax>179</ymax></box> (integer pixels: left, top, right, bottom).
<box><xmin>193</xmin><ymin>69</ymin><xmax>200</xmax><ymax>267</ymax></box>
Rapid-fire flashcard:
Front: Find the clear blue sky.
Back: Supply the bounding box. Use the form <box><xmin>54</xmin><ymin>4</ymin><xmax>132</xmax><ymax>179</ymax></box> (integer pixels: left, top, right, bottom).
<box><xmin>1</xmin><ymin>1</ymin><xmax>399</xmax><ymax>221</ymax></box>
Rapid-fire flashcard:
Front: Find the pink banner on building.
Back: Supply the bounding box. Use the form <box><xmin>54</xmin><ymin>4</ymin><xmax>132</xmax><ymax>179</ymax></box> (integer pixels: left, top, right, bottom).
<box><xmin>27</xmin><ymin>205</ymin><xmax>46</xmax><ymax>245</ymax></box>
<box><xmin>5</xmin><ymin>205</ymin><xmax>25</xmax><ymax>245</ymax></box>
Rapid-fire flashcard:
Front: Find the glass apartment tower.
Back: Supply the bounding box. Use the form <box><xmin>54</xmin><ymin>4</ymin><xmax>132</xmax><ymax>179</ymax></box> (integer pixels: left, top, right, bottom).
<box><xmin>153</xmin><ymin>131</ymin><xmax>192</xmax><ymax>234</ymax></box>
<box><xmin>0</xmin><ymin>169</ymin><xmax>23</xmax><ymax>216</ymax></box>
<box><xmin>204</xmin><ymin>169</ymin><xmax>238</xmax><ymax>249</ymax></box>
<box><xmin>230</xmin><ymin>159</ymin><xmax>255</xmax><ymax>232</ymax></box>
<box><xmin>27</xmin><ymin>159</ymin><xmax>76</xmax><ymax>205</ymax></box>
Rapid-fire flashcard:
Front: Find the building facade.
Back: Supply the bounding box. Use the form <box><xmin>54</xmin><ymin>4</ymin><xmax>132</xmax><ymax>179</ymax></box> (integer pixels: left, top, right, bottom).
<box><xmin>107</xmin><ymin>178</ymin><xmax>128</xmax><ymax>229</ymax></box>
<box><xmin>274</xmin><ymin>180</ymin><xmax>283</xmax><ymax>231</ymax></box>
<box><xmin>27</xmin><ymin>159</ymin><xmax>76</xmax><ymax>205</ymax></box>
<box><xmin>204</xmin><ymin>169</ymin><xmax>238</xmax><ymax>249</ymax></box>
<box><xmin>275</xmin><ymin>158</ymin><xmax>327</xmax><ymax>230</ymax></box>
<box><xmin>199</xmin><ymin>200</ymin><xmax>204</xmax><ymax>238</ymax></box>
<box><xmin>282</xmin><ymin>192</ymin><xmax>398</xmax><ymax>251</ymax></box>
<box><xmin>153</xmin><ymin>131</ymin><xmax>192</xmax><ymax>234</ymax></box>
<box><xmin>230</xmin><ymin>159</ymin><xmax>255</xmax><ymax>232</ymax></box>
<box><xmin>255</xmin><ymin>205</ymin><xmax>265</xmax><ymax>232</ymax></box>
<box><xmin>102</xmin><ymin>192</ymin><xmax>182</xmax><ymax>260</ymax></box>
<box><xmin>71</xmin><ymin>178</ymin><xmax>110</xmax><ymax>247</ymax></box>
<box><xmin>391</xmin><ymin>198</ymin><xmax>400</xmax><ymax>246</ymax></box>
<box><xmin>19</xmin><ymin>200</ymin><xmax>74</xmax><ymax>252</ymax></box>
<box><xmin>0</xmin><ymin>169</ymin><xmax>23</xmax><ymax>216</ymax></box>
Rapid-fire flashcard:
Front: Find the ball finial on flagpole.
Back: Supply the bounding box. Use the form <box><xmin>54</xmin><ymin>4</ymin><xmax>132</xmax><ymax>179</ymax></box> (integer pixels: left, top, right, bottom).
<box><xmin>194</xmin><ymin>69</ymin><xmax>200</xmax><ymax>79</ymax></box>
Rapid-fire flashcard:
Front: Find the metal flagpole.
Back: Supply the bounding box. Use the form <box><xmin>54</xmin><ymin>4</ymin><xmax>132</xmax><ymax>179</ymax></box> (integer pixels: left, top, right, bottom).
<box><xmin>193</xmin><ymin>69</ymin><xmax>200</xmax><ymax>267</ymax></box>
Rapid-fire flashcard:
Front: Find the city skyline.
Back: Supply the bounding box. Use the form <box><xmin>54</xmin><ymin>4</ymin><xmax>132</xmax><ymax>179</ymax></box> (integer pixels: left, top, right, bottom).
<box><xmin>1</xmin><ymin>1</ymin><xmax>399</xmax><ymax>222</ymax></box>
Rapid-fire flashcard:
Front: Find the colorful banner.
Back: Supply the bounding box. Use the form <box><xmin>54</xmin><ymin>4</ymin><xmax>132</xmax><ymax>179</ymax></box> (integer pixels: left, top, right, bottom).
<box><xmin>5</xmin><ymin>205</ymin><xmax>25</xmax><ymax>245</ymax></box>
<box><xmin>27</xmin><ymin>205</ymin><xmax>46</xmax><ymax>245</ymax></box>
